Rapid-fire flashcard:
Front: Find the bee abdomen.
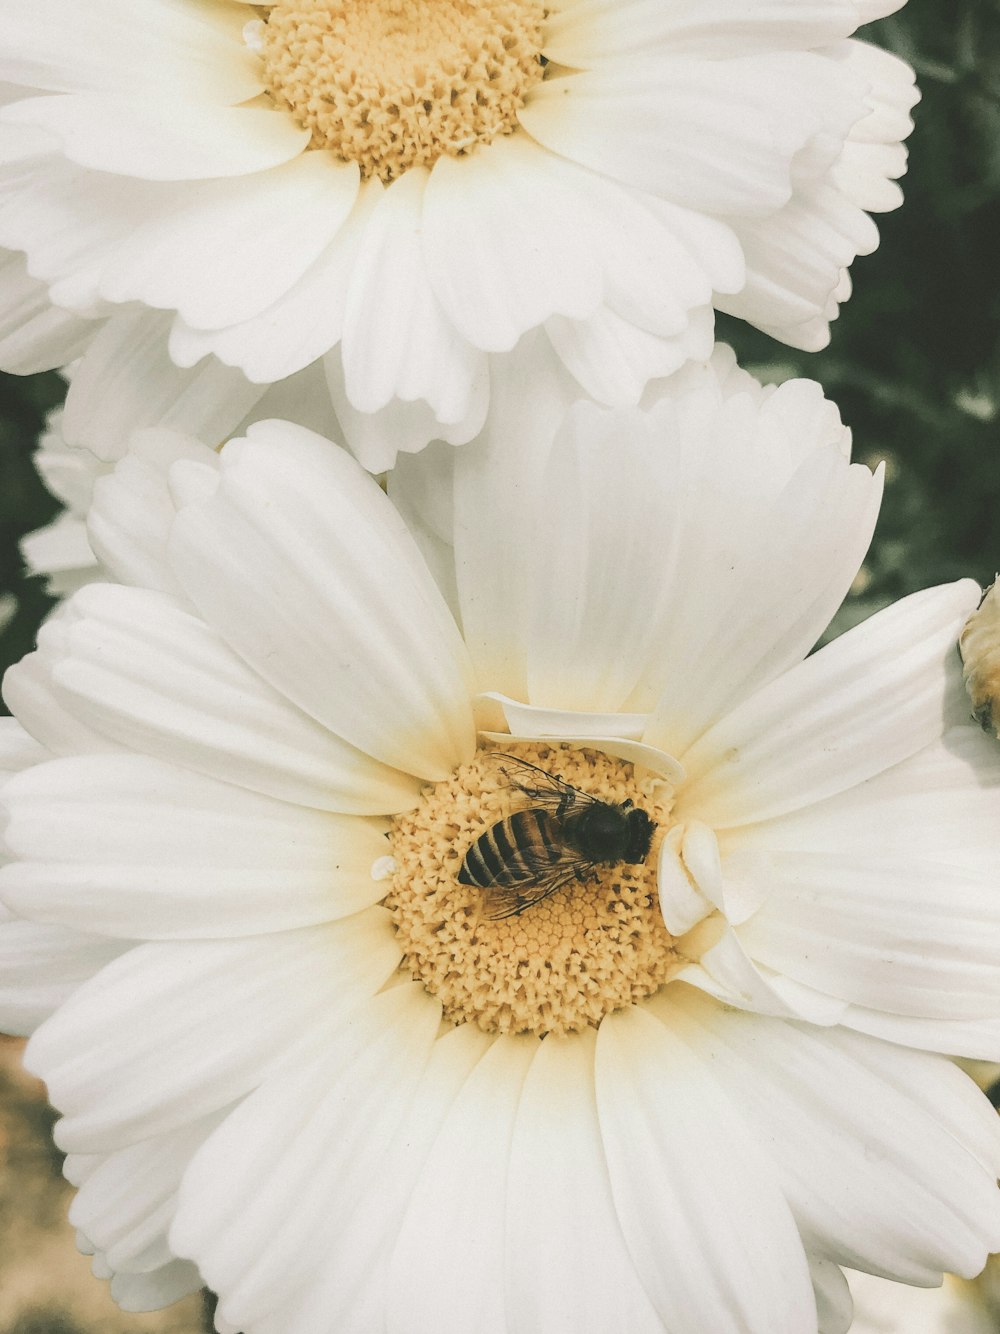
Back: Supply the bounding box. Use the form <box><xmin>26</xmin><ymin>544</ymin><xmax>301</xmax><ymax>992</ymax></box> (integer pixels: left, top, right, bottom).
<box><xmin>458</xmin><ymin>808</ymin><xmax>562</xmax><ymax>888</ymax></box>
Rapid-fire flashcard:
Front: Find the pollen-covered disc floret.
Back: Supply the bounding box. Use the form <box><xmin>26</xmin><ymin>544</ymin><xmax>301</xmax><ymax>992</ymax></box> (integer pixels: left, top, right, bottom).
<box><xmin>259</xmin><ymin>0</ymin><xmax>547</xmax><ymax>182</ymax></box>
<box><xmin>386</xmin><ymin>743</ymin><xmax>678</xmax><ymax>1037</ymax></box>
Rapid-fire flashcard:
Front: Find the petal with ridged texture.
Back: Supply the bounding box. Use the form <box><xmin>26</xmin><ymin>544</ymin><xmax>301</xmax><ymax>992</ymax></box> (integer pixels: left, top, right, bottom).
<box><xmin>96</xmin><ymin>153</ymin><xmax>359</xmax><ymax>330</ymax></box>
<box><xmin>61</xmin><ymin>308</ymin><xmax>265</xmax><ymax>461</ymax></box>
<box><xmin>66</xmin><ymin>1109</ymin><xmax>228</xmax><ymax>1277</ymax></box>
<box><xmin>325</xmin><ymin>337</ymin><xmax>489</xmax><ymax>474</ymax></box>
<box><xmin>543</xmin><ymin>0</ymin><xmax>862</xmax><ymax>66</ymax></box>
<box><xmin>3</xmin><ymin>611</ymin><xmax>127</xmax><ymax>758</ymax></box>
<box><xmin>341</xmin><ymin>167</ymin><xmax>487</xmax><ymax>425</ymax></box>
<box><xmin>677</xmin><ymin>581</ymin><xmax>981</xmax><ymax>828</ymax></box>
<box><xmin>387</xmin><ymin>1035</ymin><xmax>538</xmax><ymax>1334</ymax></box>
<box><xmin>167</xmin><ymin>179</ymin><xmax>383</xmax><ymax>386</ymax></box>
<box><xmin>625</xmin><ymin>380</ymin><xmax>879</xmax><ymax>738</ymax></box>
<box><xmin>724</xmin><ymin>726</ymin><xmax>1000</xmax><ymax>1056</ymax></box>
<box><xmin>658</xmin><ymin>988</ymin><xmax>1000</xmax><ymax>1283</ymax></box>
<box><xmin>422</xmin><ymin>136</ymin><xmax>606</xmax><ymax>352</ymax></box>
<box><xmin>595</xmin><ymin>1004</ymin><xmax>815</xmax><ymax>1332</ymax></box>
<box><xmin>506</xmin><ymin>1029</ymin><xmax>663</xmax><ymax>1334</ymax></box>
<box><xmin>520</xmin><ymin>52</ymin><xmax>859</xmax><ymax>215</ymax></box>
<box><xmin>449</xmin><ymin>332</ymin><xmax>582</xmax><ymax>699</ymax></box>
<box><xmin>167</xmin><ymin>422</ymin><xmax>476</xmax><ymax>780</ymax></box>
<box><xmin>86</xmin><ymin>427</ymin><xmax>218</xmax><ymax>596</ymax></box>
<box><xmin>44</xmin><ymin>583</ymin><xmax>422</xmax><ymax>815</ymax></box>
<box><xmin>25</xmin><ymin>911</ymin><xmax>400</xmax><ymax>1152</ymax></box>
<box><xmin>247</xmin><ymin>1025</ymin><xmax>493</xmax><ymax>1334</ymax></box>
<box><xmin>0</xmin><ymin>0</ymin><xmax>261</xmax><ymax>101</ymax></box>
<box><xmin>0</xmin><ymin>905</ymin><xmax>125</xmax><ymax>1036</ymax></box>
<box><xmin>0</xmin><ymin>248</ymin><xmax>94</xmax><ymax>372</ymax></box>
<box><xmin>546</xmin><ymin>303</ymin><xmax>716</xmax><ymax>407</ymax></box>
<box><xmin>0</xmin><ymin>755</ymin><xmax>392</xmax><ymax>937</ymax></box>
<box><xmin>172</xmin><ymin>984</ymin><xmax>442</xmax><ymax>1333</ymax></box>
<box><xmin>3</xmin><ymin>95</ymin><xmax>310</xmax><ymax>181</ymax></box>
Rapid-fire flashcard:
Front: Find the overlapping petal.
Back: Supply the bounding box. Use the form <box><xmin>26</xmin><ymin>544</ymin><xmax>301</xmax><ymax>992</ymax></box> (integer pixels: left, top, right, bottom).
<box><xmin>0</xmin><ymin>0</ymin><xmax>915</xmax><ymax>452</ymax></box>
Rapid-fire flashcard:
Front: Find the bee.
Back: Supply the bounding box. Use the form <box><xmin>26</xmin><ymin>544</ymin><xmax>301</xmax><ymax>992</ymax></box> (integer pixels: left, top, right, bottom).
<box><xmin>458</xmin><ymin>754</ymin><xmax>655</xmax><ymax>920</ymax></box>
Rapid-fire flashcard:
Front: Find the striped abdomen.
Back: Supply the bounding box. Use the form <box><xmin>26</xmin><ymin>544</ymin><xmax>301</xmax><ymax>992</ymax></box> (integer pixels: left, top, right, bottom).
<box><xmin>458</xmin><ymin>808</ymin><xmax>565</xmax><ymax>888</ymax></box>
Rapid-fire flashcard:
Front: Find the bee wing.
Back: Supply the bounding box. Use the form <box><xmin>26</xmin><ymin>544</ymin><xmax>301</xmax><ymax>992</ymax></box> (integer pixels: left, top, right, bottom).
<box><xmin>492</xmin><ymin>753</ymin><xmax>598</xmax><ymax>813</ymax></box>
<box><xmin>481</xmin><ymin>856</ymin><xmax>597</xmax><ymax>921</ymax></box>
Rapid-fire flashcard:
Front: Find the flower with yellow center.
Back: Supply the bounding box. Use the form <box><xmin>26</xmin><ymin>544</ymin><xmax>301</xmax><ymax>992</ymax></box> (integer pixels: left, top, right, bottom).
<box><xmin>2</xmin><ymin>349</ymin><xmax>1000</xmax><ymax>1332</ymax></box>
<box><xmin>0</xmin><ymin>0</ymin><xmax>917</xmax><ymax>466</ymax></box>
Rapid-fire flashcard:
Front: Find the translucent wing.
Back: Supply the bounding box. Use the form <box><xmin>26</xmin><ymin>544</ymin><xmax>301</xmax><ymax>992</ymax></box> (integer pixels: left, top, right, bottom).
<box><xmin>491</xmin><ymin>752</ymin><xmax>599</xmax><ymax>815</ymax></box>
<box><xmin>480</xmin><ymin>857</ymin><xmax>598</xmax><ymax>921</ymax></box>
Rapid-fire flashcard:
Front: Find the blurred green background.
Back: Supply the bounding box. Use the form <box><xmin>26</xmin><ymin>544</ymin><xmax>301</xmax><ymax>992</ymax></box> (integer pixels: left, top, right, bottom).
<box><xmin>1</xmin><ymin>6</ymin><xmax>999</xmax><ymax>679</ymax></box>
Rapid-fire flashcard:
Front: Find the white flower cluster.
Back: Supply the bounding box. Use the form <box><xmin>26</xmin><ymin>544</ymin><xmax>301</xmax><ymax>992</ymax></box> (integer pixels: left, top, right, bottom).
<box><xmin>0</xmin><ymin>5</ymin><xmax>997</xmax><ymax>1334</ymax></box>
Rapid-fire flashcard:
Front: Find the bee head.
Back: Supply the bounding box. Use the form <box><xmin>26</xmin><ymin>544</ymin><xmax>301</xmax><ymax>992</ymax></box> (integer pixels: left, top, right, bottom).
<box><xmin>623</xmin><ymin>808</ymin><xmax>655</xmax><ymax>864</ymax></box>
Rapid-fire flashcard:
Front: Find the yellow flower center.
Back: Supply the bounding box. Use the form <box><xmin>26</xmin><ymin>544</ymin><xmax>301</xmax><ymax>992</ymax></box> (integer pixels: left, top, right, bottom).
<box><xmin>258</xmin><ymin>0</ymin><xmax>547</xmax><ymax>182</ymax></box>
<box><xmin>386</xmin><ymin>743</ymin><xmax>679</xmax><ymax>1038</ymax></box>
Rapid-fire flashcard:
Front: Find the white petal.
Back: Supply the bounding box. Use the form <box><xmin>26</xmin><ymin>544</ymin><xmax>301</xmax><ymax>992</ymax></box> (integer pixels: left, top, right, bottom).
<box><xmin>737</xmin><ymin>851</ymin><xmax>1000</xmax><ymax>1021</ymax></box>
<box><xmin>520</xmin><ymin>52</ymin><xmax>859</xmax><ymax>215</ymax></box>
<box><xmin>678</xmin><ymin>581</ymin><xmax>981</xmax><ymax>826</ymax></box>
<box><xmin>506</xmin><ymin>1028</ymin><xmax>663</xmax><ymax>1334</ymax></box>
<box><xmin>833</xmin><ymin>42</ymin><xmax>919</xmax><ymax>212</ymax></box>
<box><xmin>3</xmin><ymin>610</ymin><xmax>126</xmax><ymax>758</ymax></box>
<box><xmin>422</xmin><ymin>136</ymin><xmax>605</xmax><ymax>351</ymax></box>
<box><xmin>167</xmin><ymin>422</ymin><xmax>477</xmax><ymax>780</ymax></box>
<box><xmin>0</xmin><ymin>755</ymin><xmax>392</xmax><ymax>937</ymax></box>
<box><xmin>479</xmin><ymin>692</ymin><xmax>647</xmax><ymax>741</ymax></box>
<box><xmin>388</xmin><ymin>439</ymin><xmax>463</xmax><ymax>622</ymax></box>
<box><xmin>524</xmin><ymin>399</ymin><xmax>699</xmax><ymax>710</ymax></box>
<box><xmin>67</xmin><ymin>1110</ymin><xmax>226</xmax><ymax>1274</ymax></box>
<box><xmin>20</xmin><ymin>512</ymin><xmax>97</xmax><ymax>595</ymax></box>
<box><xmin>450</xmin><ymin>332</ymin><xmax>582</xmax><ymax>699</ymax></box>
<box><xmin>0</xmin><ymin>142</ymin><xmax>156</xmax><ymax>315</ymax></box>
<box><xmin>387</xmin><ymin>1035</ymin><xmax>539</xmax><ymax>1334</ymax></box>
<box><xmin>62</xmin><ymin>307</ymin><xmax>265</xmax><ymax>462</ymax></box>
<box><xmin>110</xmin><ymin>1259</ymin><xmax>203</xmax><ymax>1311</ymax></box>
<box><xmin>661</xmin><ymin>988</ymin><xmax>1000</xmax><ymax>1283</ymax></box>
<box><xmin>342</xmin><ymin>167</ymin><xmax>487</xmax><ymax>424</ymax></box>
<box><xmin>0</xmin><ymin>247</ymin><xmax>94</xmax><ymax>372</ymax></box>
<box><xmin>255</xmin><ymin>1025</ymin><xmax>494</xmax><ymax>1334</ymax></box>
<box><xmin>0</xmin><ymin>912</ymin><xmax>124</xmax><ymax>1036</ymax></box>
<box><xmin>718</xmin><ymin>177</ymin><xmax>878</xmax><ymax>347</ymax></box>
<box><xmin>811</xmin><ymin>1257</ymin><xmax>854</xmax><ymax>1334</ymax></box>
<box><xmin>0</xmin><ymin>717</ymin><xmax>50</xmax><ymax>774</ymax></box>
<box><xmin>26</xmin><ymin>912</ymin><xmax>400</xmax><ymax>1151</ymax></box>
<box><xmin>172</xmin><ymin>984</ymin><xmax>441</xmax><ymax>1333</ymax></box>
<box><xmin>546</xmin><ymin>303</ymin><xmax>715</xmax><ymax>406</ymax></box>
<box><xmin>326</xmin><ymin>343</ymin><xmax>489</xmax><ymax>473</ymax></box>
<box><xmin>167</xmin><ymin>179</ymin><xmax>383</xmax><ymax>385</ymax></box>
<box><xmin>86</xmin><ymin>427</ymin><xmax>219</xmax><ymax>595</ymax></box>
<box><xmin>658</xmin><ymin>826</ymin><xmax>715</xmax><ymax>935</ymax></box>
<box><xmin>846</xmin><ymin>1270</ymin><xmax>994</xmax><ymax>1334</ymax></box>
<box><xmin>98</xmin><ymin>153</ymin><xmax>360</xmax><ymax>330</ymax></box>
<box><xmin>680</xmin><ymin>921</ymin><xmax>850</xmax><ymax>1024</ymax></box>
<box><xmin>3</xmin><ymin>94</ymin><xmax>309</xmax><ymax>180</ymax></box>
<box><xmin>544</xmin><ymin>0</ymin><xmax>861</xmax><ymax>66</ymax></box>
<box><xmin>0</xmin><ymin>1</ymin><xmax>262</xmax><ymax>101</ymax></box>
<box><xmin>595</xmin><ymin>1005</ymin><xmax>816</xmax><ymax>1331</ymax></box>
<box><xmin>49</xmin><ymin>583</ymin><xmax>422</xmax><ymax>815</ymax></box>
<box><xmin>640</xmin><ymin>422</ymin><xmax>881</xmax><ymax>753</ymax></box>
<box><xmin>728</xmin><ymin>724</ymin><xmax>1000</xmax><ymax>1054</ymax></box>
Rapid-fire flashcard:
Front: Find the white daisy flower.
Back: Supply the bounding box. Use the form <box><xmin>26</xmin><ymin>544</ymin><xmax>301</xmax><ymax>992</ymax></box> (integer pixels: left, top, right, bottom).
<box><xmin>0</xmin><ymin>0</ymin><xmax>917</xmax><ymax>462</ymax></box>
<box><xmin>2</xmin><ymin>350</ymin><xmax>1000</xmax><ymax>1333</ymax></box>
